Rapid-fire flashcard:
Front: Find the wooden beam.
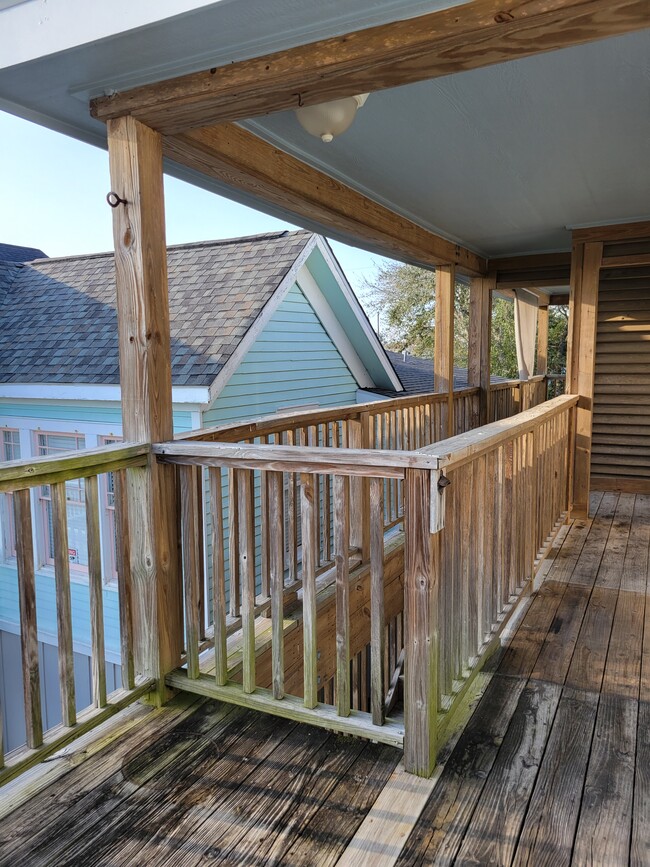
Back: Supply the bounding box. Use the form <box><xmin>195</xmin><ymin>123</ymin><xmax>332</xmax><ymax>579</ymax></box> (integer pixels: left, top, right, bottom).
<box><xmin>161</xmin><ymin>124</ymin><xmax>484</xmax><ymax>274</ymax></box>
<box><xmin>566</xmin><ymin>240</ymin><xmax>602</xmax><ymax>518</ymax></box>
<box><xmin>469</xmin><ymin>274</ymin><xmax>494</xmax><ymax>426</ymax></box>
<box><xmin>572</xmin><ymin>220</ymin><xmax>650</xmax><ymax>244</ymax></box>
<box><xmin>91</xmin><ymin>0</ymin><xmax>650</xmax><ymax>133</ymax></box>
<box><xmin>434</xmin><ymin>265</ymin><xmax>456</xmax><ymax>436</ymax></box>
<box><xmin>107</xmin><ymin>115</ymin><xmax>183</xmax><ymax>698</ymax></box>
<box><xmin>489</xmin><ymin>252</ymin><xmax>572</xmax><ymax>272</ymax></box>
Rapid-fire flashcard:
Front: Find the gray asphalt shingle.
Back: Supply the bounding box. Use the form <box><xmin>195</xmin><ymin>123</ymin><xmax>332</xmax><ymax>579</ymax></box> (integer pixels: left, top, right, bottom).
<box><xmin>0</xmin><ymin>231</ymin><xmax>312</xmax><ymax>387</ymax></box>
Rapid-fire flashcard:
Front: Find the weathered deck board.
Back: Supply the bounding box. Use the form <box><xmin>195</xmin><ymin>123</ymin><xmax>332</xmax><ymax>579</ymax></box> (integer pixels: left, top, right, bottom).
<box><xmin>3</xmin><ymin>493</ymin><xmax>649</xmax><ymax>867</ymax></box>
<box><xmin>397</xmin><ymin>491</ymin><xmax>649</xmax><ymax>866</ymax></box>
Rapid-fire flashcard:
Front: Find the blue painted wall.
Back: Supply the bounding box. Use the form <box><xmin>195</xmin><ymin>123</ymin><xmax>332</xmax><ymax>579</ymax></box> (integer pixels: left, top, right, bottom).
<box><xmin>0</xmin><ymin>401</ymin><xmax>194</xmax><ymax>432</ymax></box>
<box><xmin>203</xmin><ymin>281</ymin><xmax>359</xmax><ymax>427</ymax></box>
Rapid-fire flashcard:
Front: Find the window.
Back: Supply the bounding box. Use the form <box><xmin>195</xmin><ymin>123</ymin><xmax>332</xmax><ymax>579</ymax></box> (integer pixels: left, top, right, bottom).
<box><xmin>36</xmin><ymin>432</ymin><xmax>87</xmax><ymax>570</ymax></box>
<box><xmin>100</xmin><ymin>436</ymin><xmax>122</xmax><ymax>582</ymax></box>
<box><xmin>1</xmin><ymin>429</ymin><xmax>21</xmax><ymax>559</ymax></box>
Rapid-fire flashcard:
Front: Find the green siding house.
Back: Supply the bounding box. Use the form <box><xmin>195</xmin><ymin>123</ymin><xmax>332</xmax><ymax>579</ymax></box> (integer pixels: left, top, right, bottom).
<box><xmin>0</xmin><ymin>231</ymin><xmax>401</xmax><ymax>750</ymax></box>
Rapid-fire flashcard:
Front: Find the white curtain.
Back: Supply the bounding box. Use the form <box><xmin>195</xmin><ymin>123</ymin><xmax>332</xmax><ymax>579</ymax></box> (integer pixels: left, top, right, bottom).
<box><xmin>514</xmin><ymin>289</ymin><xmax>539</xmax><ymax>381</ymax></box>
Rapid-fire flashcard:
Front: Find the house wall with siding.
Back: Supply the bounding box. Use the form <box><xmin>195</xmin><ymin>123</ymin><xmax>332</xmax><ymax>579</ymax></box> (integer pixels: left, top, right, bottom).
<box><xmin>0</xmin><ymin>403</ymin><xmax>196</xmax><ymax>753</ymax></box>
<box><xmin>201</xmin><ymin>281</ymin><xmax>359</xmax><ymax>609</ymax></box>
<box><xmin>0</xmin><ymin>280</ymin><xmax>363</xmax><ymax>750</ymax></box>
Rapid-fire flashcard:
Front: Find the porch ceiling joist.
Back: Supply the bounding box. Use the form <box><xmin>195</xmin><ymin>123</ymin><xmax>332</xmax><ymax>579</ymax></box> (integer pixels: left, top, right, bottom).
<box><xmin>90</xmin><ymin>0</ymin><xmax>649</xmax><ymax>133</ymax></box>
<box><xmin>161</xmin><ymin>123</ymin><xmax>487</xmax><ymax>275</ymax></box>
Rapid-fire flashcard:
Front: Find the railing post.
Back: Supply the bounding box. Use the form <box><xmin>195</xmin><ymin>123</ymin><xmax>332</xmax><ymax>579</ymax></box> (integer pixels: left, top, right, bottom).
<box><xmin>404</xmin><ymin>467</ymin><xmax>439</xmax><ymax>777</ymax></box>
<box><xmin>435</xmin><ymin>265</ymin><xmax>455</xmax><ymax>438</ymax></box>
<box><xmin>107</xmin><ymin>115</ymin><xmax>183</xmax><ymax>701</ymax></box>
<box><xmin>348</xmin><ymin>411</ymin><xmax>371</xmax><ymax>561</ymax></box>
<box><xmin>469</xmin><ymin>273</ymin><xmax>494</xmax><ymax>427</ymax></box>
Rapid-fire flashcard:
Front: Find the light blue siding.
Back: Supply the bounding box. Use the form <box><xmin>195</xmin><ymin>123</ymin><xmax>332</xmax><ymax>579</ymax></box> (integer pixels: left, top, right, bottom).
<box><xmin>0</xmin><ymin>401</ymin><xmax>194</xmax><ymax>433</ymax></box>
<box><xmin>202</xmin><ymin>282</ymin><xmax>359</xmax><ymax>610</ymax></box>
<box><xmin>0</xmin><ymin>563</ymin><xmax>121</xmax><ymax>660</ymax></box>
<box><xmin>202</xmin><ymin>282</ymin><xmax>359</xmax><ymax>427</ymax></box>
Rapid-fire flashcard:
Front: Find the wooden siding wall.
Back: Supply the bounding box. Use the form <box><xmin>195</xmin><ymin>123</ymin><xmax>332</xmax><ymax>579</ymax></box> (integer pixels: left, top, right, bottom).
<box><xmin>201</xmin><ymin>281</ymin><xmax>360</xmax><ymax>602</ymax></box>
<box><xmin>592</xmin><ymin>259</ymin><xmax>650</xmax><ymax>490</ymax></box>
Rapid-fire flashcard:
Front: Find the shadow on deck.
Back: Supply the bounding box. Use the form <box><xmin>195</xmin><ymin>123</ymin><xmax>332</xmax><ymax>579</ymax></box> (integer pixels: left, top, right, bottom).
<box><xmin>1</xmin><ymin>492</ymin><xmax>648</xmax><ymax>866</ymax></box>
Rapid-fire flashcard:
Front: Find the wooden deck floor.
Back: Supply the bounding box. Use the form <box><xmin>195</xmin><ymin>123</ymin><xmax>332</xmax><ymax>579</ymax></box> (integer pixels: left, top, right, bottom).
<box><xmin>397</xmin><ymin>491</ymin><xmax>650</xmax><ymax>866</ymax></box>
<box><xmin>1</xmin><ymin>492</ymin><xmax>648</xmax><ymax>866</ymax></box>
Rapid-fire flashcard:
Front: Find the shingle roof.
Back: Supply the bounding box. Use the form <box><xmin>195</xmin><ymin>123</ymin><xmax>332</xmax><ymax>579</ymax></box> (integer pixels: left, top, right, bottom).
<box><xmin>0</xmin><ymin>231</ymin><xmax>313</xmax><ymax>387</ymax></box>
<box><xmin>0</xmin><ymin>243</ymin><xmax>47</xmax><ymax>263</ymax></box>
<box><xmin>382</xmin><ymin>350</ymin><xmax>506</xmax><ymax>396</ymax></box>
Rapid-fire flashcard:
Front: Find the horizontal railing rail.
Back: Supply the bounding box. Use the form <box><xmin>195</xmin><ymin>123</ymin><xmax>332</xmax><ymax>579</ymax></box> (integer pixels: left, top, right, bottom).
<box><xmin>177</xmin><ymin>387</ymin><xmax>481</xmax><ymax>445</ymax></box>
<box><xmin>0</xmin><ymin>442</ymin><xmax>150</xmax><ymax>785</ymax></box>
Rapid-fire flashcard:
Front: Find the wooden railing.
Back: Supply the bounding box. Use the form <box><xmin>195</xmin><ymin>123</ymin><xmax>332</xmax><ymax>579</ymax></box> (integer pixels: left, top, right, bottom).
<box><xmin>1</xmin><ymin>381</ymin><xmax>563</xmax><ymax>785</ymax></box>
<box><xmin>489</xmin><ymin>374</ymin><xmax>547</xmax><ymax>421</ymax></box>
<box><xmin>155</xmin><ymin>442</ymin><xmax>440</xmax><ymax>745</ymax></box>
<box><xmin>154</xmin><ymin>393</ymin><xmax>576</xmax><ymax>766</ymax></box>
<box><xmin>405</xmin><ymin>393</ymin><xmax>577</xmax><ymax>774</ymax></box>
<box><xmin>0</xmin><ymin>442</ymin><xmax>154</xmax><ymax>784</ymax></box>
<box><xmin>546</xmin><ymin>373</ymin><xmax>566</xmax><ymax>399</ymax></box>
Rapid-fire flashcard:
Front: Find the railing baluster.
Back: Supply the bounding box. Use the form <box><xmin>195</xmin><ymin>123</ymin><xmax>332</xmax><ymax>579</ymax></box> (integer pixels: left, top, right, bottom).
<box><xmin>370</xmin><ymin>476</ymin><xmax>385</xmax><ymax>726</ymax></box>
<box><xmin>209</xmin><ymin>467</ymin><xmax>228</xmax><ymax>686</ymax></box>
<box><xmin>334</xmin><ymin>474</ymin><xmax>350</xmax><ymax>717</ymax></box>
<box><xmin>301</xmin><ymin>472</ymin><xmax>318</xmax><ymax>709</ymax></box>
<box><xmin>260</xmin><ymin>436</ymin><xmax>271</xmax><ymax>599</ymax></box>
<box><xmin>85</xmin><ymin>475</ymin><xmax>107</xmax><ymax>708</ymax></box>
<box><xmin>51</xmin><ymin>481</ymin><xmax>76</xmax><ymax>727</ymax></box>
<box><xmin>180</xmin><ymin>465</ymin><xmax>201</xmax><ymax>680</ymax></box>
<box><xmin>285</xmin><ymin>429</ymin><xmax>298</xmax><ymax>584</ymax></box>
<box><xmin>228</xmin><ymin>468</ymin><xmax>240</xmax><ymax>617</ymax></box>
<box><xmin>236</xmin><ymin>468</ymin><xmax>256</xmax><ymax>694</ymax></box>
<box><xmin>113</xmin><ymin>469</ymin><xmax>135</xmax><ymax>690</ymax></box>
<box><xmin>268</xmin><ymin>470</ymin><xmax>285</xmax><ymax>700</ymax></box>
<box><xmin>14</xmin><ymin>488</ymin><xmax>43</xmax><ymax>747</ymax></box>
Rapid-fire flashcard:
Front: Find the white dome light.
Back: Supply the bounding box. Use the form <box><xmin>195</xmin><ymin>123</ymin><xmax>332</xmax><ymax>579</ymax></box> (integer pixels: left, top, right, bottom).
<box><xmin>295</xmin><ymin>94</ymin><xmax>369</xmax><ymax>143</ymax></box>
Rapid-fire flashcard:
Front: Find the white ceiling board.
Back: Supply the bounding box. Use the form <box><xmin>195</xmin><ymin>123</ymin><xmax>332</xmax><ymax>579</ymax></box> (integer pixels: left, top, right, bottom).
<box><xmin>0</xmin><ymin>0</ymin><xmax>648</xmax><ymax>259</ymax></box>
<box><xmin>246</xmin><ymin>31</ymin><xmax>650</xmax><ymax>257</ymax></box>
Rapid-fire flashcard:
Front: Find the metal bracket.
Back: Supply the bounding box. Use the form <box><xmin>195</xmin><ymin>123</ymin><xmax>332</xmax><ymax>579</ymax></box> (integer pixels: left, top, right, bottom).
<box><xmin>106</xmin><ymin>191</ymin><xmax>128</xmax><ymax>208</ymax></box>
<box><xmin>430</xmin><ymin>469</ymin><xmax>449</xmax><ymax>534</ymax></box>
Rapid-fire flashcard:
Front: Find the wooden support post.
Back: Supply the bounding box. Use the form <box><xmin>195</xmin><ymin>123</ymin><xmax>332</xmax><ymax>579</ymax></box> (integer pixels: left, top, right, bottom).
<box><xmin>404</xmin><ymin>468</ymin><xmax>439</xmax><ymax>777</ymax></box>
<box><xmin>435</xmin><ymin>265</ymin><xmax>455</xmax><ymax>438</ymax></box>
<box><xmin>348</xmin><ymin>413</ymin><xmax>371</xmax><ymax>561</ymax></box>
<box><xmin>566</xmin><ymin>241</ymin><xmax>602</xmax><ymax>518</ymax></box>
<box><xmin>537</xmin><ymin>305</ymin><xmax>549</xmax><ymax>377</ymax></box>
<box><xmin>469</xmin><ymin>274</ymin><xmax>494</xmax><ymax>427</ymax></box>
<box><xmin>107</xmin><ymin>115</ymin><xmax>183</xmax><ymax>699</ymax></box>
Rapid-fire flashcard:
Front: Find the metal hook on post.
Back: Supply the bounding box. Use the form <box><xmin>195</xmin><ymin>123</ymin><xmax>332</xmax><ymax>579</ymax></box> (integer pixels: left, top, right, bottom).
<box><xmin>106</xmin><ymin>191</ymin><xmax>128</xmax><ymax>208</ymax></box>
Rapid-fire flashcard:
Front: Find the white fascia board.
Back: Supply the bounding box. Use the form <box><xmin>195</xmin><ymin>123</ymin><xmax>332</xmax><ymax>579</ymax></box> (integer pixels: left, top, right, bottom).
<box><xmin>296</xmin><ymin>264</ymin><xmax>375</xmax><ymax>389</ymax></box>
<box><xmin>357</xmin><ymin>388</ymin><xmax>392</xmax><ymax>402</ymax></box>
<box><xmin>207</xmin><ymin>235</ymin><xmax>318</xmax><ymax>406</ymax></box>
<box><xmin>0</xmin><ymin>0</ymin><xmax>218</xmax><ymax>70</ymax></box>
<box><xmin>0</xmin><ymin>382</ymin><xmax>210</xmax><ymax>405</ymax></box>
<box><xmin>313</xmin><ymin>237</ymin><xmax>404</xmax><ymax>392</ymax></box>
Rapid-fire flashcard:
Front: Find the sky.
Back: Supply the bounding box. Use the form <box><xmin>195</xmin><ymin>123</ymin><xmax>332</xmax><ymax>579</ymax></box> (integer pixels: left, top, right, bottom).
<box><xmin>0</xmin><ymin>110</ymin><xmax>389</xmax><ymax>312</ymax></box>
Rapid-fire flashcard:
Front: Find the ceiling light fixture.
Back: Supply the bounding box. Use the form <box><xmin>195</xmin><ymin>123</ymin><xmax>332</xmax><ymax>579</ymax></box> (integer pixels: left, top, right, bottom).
<box><xmin>295</xmin><ymin>93</ymin><xmax>369</xmax><ymax>143</ymax></box>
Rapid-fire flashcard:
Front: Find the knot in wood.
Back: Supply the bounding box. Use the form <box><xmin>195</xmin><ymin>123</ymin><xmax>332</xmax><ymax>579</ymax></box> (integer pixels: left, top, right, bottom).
<box><xmin>494</xmin><ymin>11</ymin><xmax>515</xmax><ymax>23</ymax></box>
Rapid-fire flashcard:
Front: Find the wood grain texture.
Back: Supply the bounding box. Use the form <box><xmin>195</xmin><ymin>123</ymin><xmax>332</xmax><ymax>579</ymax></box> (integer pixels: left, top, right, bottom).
<box><xmin>334</xmin><ymin>474</ymin><xmax>350</xmax><ymax>717</ymax></box>
<box><xmin>107</xmin><ymin>114</ymin><xmax>182</xmax><ymax>690</ymax></box>
<box><xmin>469</xmin><ymin>274</ymin><xmax>494</xmax><ymax>426</ymax></box>
<box><xmin>404</xmin><ymin>468</ymin><xmax>438</xmax><ymax>776</ymax></box>
<box><xmin>113</xmin><ymin>469</ymin><xmax>135</xmax><ymax>690</ymax></box>
<box><xmin>180</xmin><ymin>465</ymin><xmax>201</xmax><ymax>680</ymax></box>
<box><xmin>236</xmin><ymin>468</ymin><xmax>256</xmax><ymax>694</ymax></box>
<box><xmin>370</xmin><ymin>476</ymin><xmax>386</xmax><ymax>726</ymax></box>
<box><xmin>92</xmin><ymin>0</ymin><xmax>650</xmax><ymax>133</ymax></box>
<box><xmin>301</xmin><ymin>473</ymin><xmax>319</xmax><ymax>708</ymax></box>
<box><xmin>434</xmin><ymin>264</ymin><xmax>455</xmax><ymax>438</ymax></box>
<box><xmin>208</xmin><ymin>467</ymin><xmax>227</xmax><ymax>686</ymax></box>
<box><xmin>51</xmin><ymin>481</ymin><xmax>76</xmax><ymax>728</ymax></box>
<box><xmin>162</xmin><ymin>123</ymin><xmax>485</xmax><ymax>275</ymax></box>
<box><xmin>13</xmin><ymin>488</ymin><xmax>43</xmax><ymax>747</ymax></box>
<box><xmin>267</xmin><ymin>470</ymin><xmax>285</xmax><ymax>700</ymax></box>
<box><xmin>85</xmin><ymin>475</ymin><xmax>107</xmax><ymax>708</ymax></box>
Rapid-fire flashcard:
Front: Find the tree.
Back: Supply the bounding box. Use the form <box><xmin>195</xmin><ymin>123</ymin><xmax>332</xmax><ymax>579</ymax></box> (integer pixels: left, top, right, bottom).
<box><xmin>363</xmin><ymin>260</ymin><xmax>568</xmax><ymax>380</ymax></box>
